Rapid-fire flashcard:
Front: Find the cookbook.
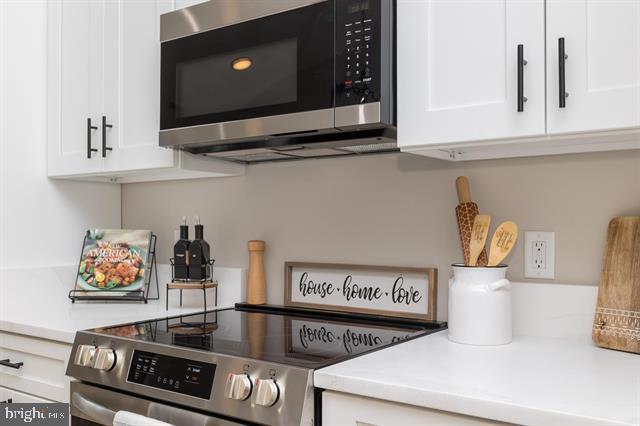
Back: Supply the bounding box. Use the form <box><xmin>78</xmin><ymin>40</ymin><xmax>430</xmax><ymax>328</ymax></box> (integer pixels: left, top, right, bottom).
<box><xmin>74</xmin><ymin>229</ymin><xmax>153</xmax><ymax>296</ymax></box>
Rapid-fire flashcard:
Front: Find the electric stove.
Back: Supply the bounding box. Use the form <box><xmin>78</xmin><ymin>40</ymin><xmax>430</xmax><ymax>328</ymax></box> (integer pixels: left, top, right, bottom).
<box><xmin>67</xmin><ymin>303</ymin><xmax>446</xmax><ymax>425</ymax></box>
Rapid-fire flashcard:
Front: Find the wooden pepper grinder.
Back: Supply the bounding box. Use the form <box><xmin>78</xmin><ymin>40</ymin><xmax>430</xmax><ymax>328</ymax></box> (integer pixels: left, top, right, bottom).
<box><xmin>247</xmin><ymin>240</ymin><xmax>266</xmax><ymax>304</ymax></box>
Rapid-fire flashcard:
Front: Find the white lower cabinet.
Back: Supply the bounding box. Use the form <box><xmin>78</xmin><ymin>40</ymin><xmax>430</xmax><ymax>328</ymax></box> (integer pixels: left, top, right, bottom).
<box><xmin>47</xmin><ymin>0</ymin><xmax>245</xmax><ymax>183</ymax></box>
<box><xmin>0</xmin><ymin>386</ymin><xmax>54</xmax><ymax>404</ymax></box>
<box><xmin>0</xmin><ymin>332</ymin><xmax>72</xmax><ymax>403</ymax></box>
<box><xmin>322</xmin><ymin>391</ymin><xmax>502</xmax><ymax>426</ymax></box>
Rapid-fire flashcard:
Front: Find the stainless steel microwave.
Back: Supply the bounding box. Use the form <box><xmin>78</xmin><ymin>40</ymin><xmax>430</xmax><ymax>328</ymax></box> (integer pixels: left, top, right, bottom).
<box><xmin>159</xmin><ymin>0</ymin><xmax>396</xmax><ymax>163</ymax></box>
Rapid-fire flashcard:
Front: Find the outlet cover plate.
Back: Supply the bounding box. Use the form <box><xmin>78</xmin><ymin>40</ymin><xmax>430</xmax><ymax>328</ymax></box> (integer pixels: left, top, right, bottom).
<box><xmin>524</xmin><ymin>231</ymin><xmax>555</xmax><ymax>279</ymax></box>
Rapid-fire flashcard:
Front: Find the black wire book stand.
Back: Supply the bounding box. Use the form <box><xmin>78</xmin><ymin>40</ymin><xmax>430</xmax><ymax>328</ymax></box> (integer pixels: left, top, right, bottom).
<box><xmin>68</xmin><ymin>233</ymin><xmax>160</xmax><ymax>303</ymax></box>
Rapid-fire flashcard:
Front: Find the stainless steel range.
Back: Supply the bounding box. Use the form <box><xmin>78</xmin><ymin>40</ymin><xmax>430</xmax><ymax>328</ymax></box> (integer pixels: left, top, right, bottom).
<box><xmin>66</xmin><ymin>304</ymin><xmax>445</xmax><ymax>425</ymax></box>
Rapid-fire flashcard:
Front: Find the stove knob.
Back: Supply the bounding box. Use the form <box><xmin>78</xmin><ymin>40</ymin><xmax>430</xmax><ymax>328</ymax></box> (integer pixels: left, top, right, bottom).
<box><xmin>224</xmin><ymin>373</ymin><xmax>252</xmax><ymax>401</ymax></box>
<box><xmin>91</xmin><ymin>347</ymin><xmax>116</xmax><ymax>371</ymax></box>
<box><xmin>73</xmin><ymin>345</ymin><xmax>96</xmax><ymax>367</ymax></box>
<box><xmin>253</xmin><ymin>378</ymin><xmax>279</xmax><ymax>407</ymax></box>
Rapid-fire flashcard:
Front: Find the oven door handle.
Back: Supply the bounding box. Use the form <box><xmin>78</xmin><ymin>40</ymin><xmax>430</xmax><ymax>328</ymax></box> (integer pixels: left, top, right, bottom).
<box><xmin>72</xmin><ymin>391</ymin><xmax>117</xmax><ymax>425</ymax></box>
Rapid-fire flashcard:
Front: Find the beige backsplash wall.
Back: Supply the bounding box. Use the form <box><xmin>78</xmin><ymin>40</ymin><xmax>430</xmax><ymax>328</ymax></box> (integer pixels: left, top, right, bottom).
<box><xmin>122</xmin><ymin>150</ymin><xmax>640</xmax><ymax>320</ymax></box>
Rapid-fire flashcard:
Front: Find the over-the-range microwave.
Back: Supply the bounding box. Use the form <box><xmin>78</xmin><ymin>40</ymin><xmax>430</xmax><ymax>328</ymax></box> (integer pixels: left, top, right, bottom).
<box><xmin>159</xmin><ymin>0</ymin><xmax>396</xmax><ymax>163</ymax></box>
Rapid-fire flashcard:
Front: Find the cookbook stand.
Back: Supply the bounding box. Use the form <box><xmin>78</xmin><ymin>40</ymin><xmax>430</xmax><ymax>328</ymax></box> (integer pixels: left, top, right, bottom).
<box><xmin>68</xmin><ymin>234</ymin><xmax>160</xmax><ymax>304</ymax></box>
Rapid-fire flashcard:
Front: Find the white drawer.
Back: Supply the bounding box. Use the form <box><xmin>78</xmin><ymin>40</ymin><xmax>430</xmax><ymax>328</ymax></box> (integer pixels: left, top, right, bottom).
<box><xmin>0</xmin><ymin>385</ymin><xmax>54</xmax><ymax>403</ymax></box>
<box><xmin>0</xmin><ymin>331</ymin><xmax>72</xmax><ymax>402</ymax></box>
<box><xmin>323</xmin><ymin>391</ymin><xmax>504</xmax><ymax>426</ymax></box>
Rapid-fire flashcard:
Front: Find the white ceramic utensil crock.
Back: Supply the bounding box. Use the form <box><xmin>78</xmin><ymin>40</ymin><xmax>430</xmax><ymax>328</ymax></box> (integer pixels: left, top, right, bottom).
<box><xmin>448</xmin><ymin>264</ymin><xmax>512</xmax><ymax>345</ymax></box>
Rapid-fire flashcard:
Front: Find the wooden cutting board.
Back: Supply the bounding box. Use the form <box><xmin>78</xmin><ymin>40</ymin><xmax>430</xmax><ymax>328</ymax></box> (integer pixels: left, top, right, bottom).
<box><xmin>592</xmin><ymin>216</ymin><xmax>640</xmax><ymax>354</ymax></box>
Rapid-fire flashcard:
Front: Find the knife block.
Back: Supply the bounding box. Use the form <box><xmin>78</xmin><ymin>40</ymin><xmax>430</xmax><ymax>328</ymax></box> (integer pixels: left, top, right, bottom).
<box><xmin>592</xmin><ymin>217</ymin><xmax>640</xmax><ymax>354</ymax></box>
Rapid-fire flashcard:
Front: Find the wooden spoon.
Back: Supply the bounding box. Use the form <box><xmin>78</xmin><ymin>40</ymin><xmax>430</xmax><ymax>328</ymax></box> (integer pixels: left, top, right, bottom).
<box><xmin>488</xmin><ymin>221</ymin><xmax>519</xmax><ymax>266</ymax></box>
<box><xmin>468</xmin><ymin>214</ymin><xmax>491</xmax><ymax>266</ymax></box>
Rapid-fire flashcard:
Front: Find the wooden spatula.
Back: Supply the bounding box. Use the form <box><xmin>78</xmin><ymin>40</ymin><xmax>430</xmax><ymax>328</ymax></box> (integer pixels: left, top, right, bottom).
<box><xmin>469</xmin><ymin>214</ymin><xmax>491</xmax><ymax>266</ymax></box>
<box><xmin>488</xmin><ymin>221</ymin><xmax>519</xmax><ymax>266</ymax></box>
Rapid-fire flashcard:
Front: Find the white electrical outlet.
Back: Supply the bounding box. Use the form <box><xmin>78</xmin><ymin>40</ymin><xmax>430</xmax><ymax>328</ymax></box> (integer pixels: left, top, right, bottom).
<box><xmin>524</xmin><ymin>231</ymin><xmax>555</xmax><ymax>279</ymax></box>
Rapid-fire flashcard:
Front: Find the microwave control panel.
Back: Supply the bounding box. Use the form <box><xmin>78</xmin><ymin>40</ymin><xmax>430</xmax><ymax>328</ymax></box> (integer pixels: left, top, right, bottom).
<box><xmin>335</xmin><ymin>0</ymin><xmax>382</xmax><ymax>106</ymax></box>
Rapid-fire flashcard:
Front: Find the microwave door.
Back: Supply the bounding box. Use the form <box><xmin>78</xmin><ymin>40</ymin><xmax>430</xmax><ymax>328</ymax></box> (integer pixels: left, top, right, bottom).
<box><xmin>160</xmin><ymin>1</ymin><xmax>336</xmax><ymax>148</ymax></box>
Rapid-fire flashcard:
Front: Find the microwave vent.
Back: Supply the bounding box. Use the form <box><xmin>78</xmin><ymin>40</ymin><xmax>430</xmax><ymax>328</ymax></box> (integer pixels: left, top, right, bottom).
<box><xmin>206</xmin><ymin>151</ymin><xmax>292</xmax><ymax>162</ymax></box>
<box><xmin>339</xmin><ymin>142</ymin><xmax>398</xmax><ymax>153</ymax></box>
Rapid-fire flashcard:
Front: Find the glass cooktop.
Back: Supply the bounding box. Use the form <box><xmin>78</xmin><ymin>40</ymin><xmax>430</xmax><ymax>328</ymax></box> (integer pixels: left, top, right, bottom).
<box><xmin>93</xmin><ymin>304</ymin><xmax>446</xmax><ymax>369</ymax></box>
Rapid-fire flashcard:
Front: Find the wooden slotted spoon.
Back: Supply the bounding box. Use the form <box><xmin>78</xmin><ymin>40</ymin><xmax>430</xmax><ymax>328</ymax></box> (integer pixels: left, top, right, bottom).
<box><xmin>468</xmin><ymin>214</ymin><xmax>491</xmax><ymax>266</ymax></box>
<box><xmin>488</xmin><ymin>221</ymin><xmax>519</xmax><ymax>266</ymax></box>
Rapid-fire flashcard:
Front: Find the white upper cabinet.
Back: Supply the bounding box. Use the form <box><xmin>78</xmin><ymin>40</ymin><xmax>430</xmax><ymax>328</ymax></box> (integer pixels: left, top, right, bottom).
<box><xmin>546</xmin><ymin>0</ymin><xmax>640</xmax><ymax>134</ymax></box>
<box><xmin>102</xmin><ymin>0</ymin><xmax>175</xmax><ymax>174</ymax></box>
<box><xmin>47</xmin><ymin>1</ymin><xmax>103</xmax><ymax>176</ymax></box>
<box><xmin>397</xmin><ymin>0</ymin><xmax>546</xmax><ymax>148</ymax></box>
<box><xmin>47</xmin><ymin>0</ymin><xmax>245</xmax><ymax>182</ymax></box>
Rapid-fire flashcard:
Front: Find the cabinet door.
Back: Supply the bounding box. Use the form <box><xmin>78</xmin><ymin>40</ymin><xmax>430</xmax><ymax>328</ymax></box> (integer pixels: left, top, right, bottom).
<box><xmin>0</xmin><ymin>386</ymin><xmax>54</xmax><ymax>404</ymax></box>
<box><xmin>323</xmin><ymin>391</ymin><xmax>501</xmax><ymax>426</ymax></box>
<box><xmin>102</xmin><ymin>0</ymin><xmax>176</xmax><ymax>174</ymax></box>
<box><xmin>47</xmin><ymin>0</ymin><xmax>103</xmax><ymax>176</ymax></box>
<box><xmin>546</xmin><ymin>0</ymin><xmax>640</xmax><ymax>134</ymax></box>
<box><xmin>397</xmin><ymin>1</ymin><xmax>545</xmax><ymax>147</ymax></box>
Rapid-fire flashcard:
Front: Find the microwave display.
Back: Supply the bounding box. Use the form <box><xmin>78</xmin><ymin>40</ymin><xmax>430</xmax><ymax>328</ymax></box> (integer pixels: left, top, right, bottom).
<box><xmin>348</xmin><ymin>1</ymin><xmax>370</xmax><ymax>14</ymax></box>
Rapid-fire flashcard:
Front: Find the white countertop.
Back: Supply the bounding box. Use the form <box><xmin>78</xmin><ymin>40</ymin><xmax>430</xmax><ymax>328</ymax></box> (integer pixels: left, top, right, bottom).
<box><xmin>315</xmin><ymin>331</ymin><xmax>640</xmax><ymax>425</ymax></box>
<box><xmin>0</xmin><ymin>265</ymin><xmax>244</xmax><ymax>343</ymax></box>
<box><xmin>315</xmin><ymin>282</ymin><xmax>640</xmax><ymax>426</ymax></box>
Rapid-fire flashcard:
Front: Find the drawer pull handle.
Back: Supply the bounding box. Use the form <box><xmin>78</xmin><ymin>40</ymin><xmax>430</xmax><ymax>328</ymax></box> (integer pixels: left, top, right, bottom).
<box><xmin>558</xmin><ymin>37</ymin><xmax>568</xmax><ymax>108</ymax></box>
<box><xmin>0</xmin><ymin>359</ymin><xmax>24</xmax><ymax>369</ymax></box>
<box><xmin>517</xmin><ymin>44</ymin><xmax>527</xmax><ymax>112</ymax></box>
<box><xmin>102</xmin><ymin>115</ymin><xmax>113</xmax><ymax>157</ymax></box>
<box><xmin>1</xmin><ymin>398</ymin><xmax>12</xmax><ymax>403</ymax></box>
<box><xmin>87</xmin><ymin>117</ymin><xmax>98</xmax><ymax>159</ymax></box>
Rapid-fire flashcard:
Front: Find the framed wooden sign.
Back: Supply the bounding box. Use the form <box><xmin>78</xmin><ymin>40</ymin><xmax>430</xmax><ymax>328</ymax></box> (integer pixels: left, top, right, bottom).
<box><xmin>284</xmin><ymin>262</ymin><xmax>437</xmax><ymax>321</ymax></box>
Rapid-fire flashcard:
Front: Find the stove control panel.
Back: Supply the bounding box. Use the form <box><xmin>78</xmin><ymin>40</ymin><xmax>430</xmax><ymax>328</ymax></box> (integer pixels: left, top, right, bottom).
<box><xmin>253</xmin><ymin>378</ymin><xmax>280</xmax><ymax>407</ymax></box>
<box><xmin>126</xmin><ymin>350</ymin><xmax>215</xmax><ymax>400</ymax></box>
<box><xmin>224</xmin><ymin>373</ymin><xmax>253</xmax><ymax>401</ymax></box>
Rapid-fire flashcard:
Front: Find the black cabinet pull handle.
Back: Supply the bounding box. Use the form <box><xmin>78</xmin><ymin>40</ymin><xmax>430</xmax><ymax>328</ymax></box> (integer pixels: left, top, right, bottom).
<box><xmin>102</xmin><ymin>115</ymin><xmax>113</xmax><ymax>158</ymax></box>
<box><xmin>87</xmin><ymin>118</ymin><xmax>98</xmax><ymax>159</ymax></box>
<box><xmin>0</xmin><ymin>359</ymin><xmax>24</xmax><ymax>369</ymax></box>
<box><xmin>517</xmin><ymin>44</ymin><xmax>528</xmax><ymax>112</ymax></box>
<box><xmin>558</xmin><ymin>37</ymin><xmax>568</xmax><ymax>108</ymax></box>
<box><xmin>1</xmin><ymin>398</ymin><xmax>13</xmax><ymax>403</ymax></box>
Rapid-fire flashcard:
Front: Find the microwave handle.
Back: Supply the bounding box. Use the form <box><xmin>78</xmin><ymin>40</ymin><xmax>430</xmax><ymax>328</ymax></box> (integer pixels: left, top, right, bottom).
<box><xmin>72</xmin><ymin>391</ymin><xmax>116</xmax><ymax>425</ymax></box>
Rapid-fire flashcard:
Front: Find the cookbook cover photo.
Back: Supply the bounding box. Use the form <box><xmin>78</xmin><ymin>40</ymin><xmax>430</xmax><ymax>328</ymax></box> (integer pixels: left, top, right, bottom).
<box><xmin>74</xmin><ymin>229</ymin><xmax>153</xmax><ymax>297</ymax></box>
